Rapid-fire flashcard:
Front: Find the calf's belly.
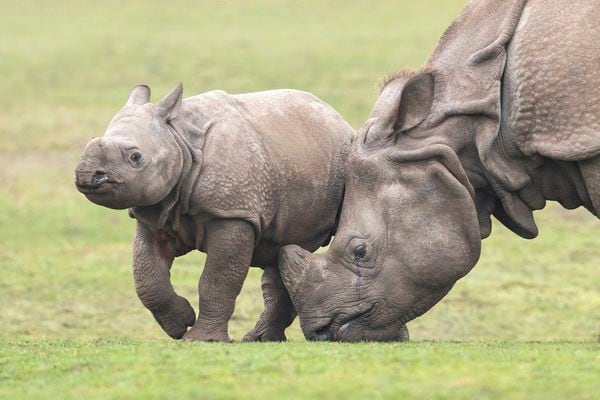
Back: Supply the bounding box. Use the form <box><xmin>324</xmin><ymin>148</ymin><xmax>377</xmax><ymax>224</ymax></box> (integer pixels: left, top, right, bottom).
<box><xmin>251</xmin><ymin>227</ymin><xmax>332</xmax><ymax>268</ymax></box>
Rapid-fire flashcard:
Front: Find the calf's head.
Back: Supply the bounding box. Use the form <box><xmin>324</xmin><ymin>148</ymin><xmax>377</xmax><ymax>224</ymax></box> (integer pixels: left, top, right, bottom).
<box><xmin>280</xmin><ymin>72</ymin><xmax>482</xmax><ymax>342</ymax></box>
<box><xmin>75</xmin><ymin>84</ymin><xmax>184</xmax><ymax>209</ymax></box>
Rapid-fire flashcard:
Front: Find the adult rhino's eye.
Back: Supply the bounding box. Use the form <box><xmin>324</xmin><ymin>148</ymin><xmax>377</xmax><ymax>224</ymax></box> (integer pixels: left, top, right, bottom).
<box><xmin>354</xmin><ymin>244</ymin><xmax>367</xmax><ymax>261</ymax></box>
<box><xmin>130</xmin><ymin>152</ymin><xmax>142</xmax><ymax>163</ymax></box>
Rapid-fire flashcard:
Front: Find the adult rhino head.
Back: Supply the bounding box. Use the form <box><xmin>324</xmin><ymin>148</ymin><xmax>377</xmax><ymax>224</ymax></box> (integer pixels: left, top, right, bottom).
<box><xmin>279</xmin><ymin>73</ymin><xmax>481</xmax><ymax>342</ymax></box>
<box><xmin>280</xmin><ymin>0</ymin><xmax>543</xmax><ymax>341</ymax></box>
<box><xmin>75</xmin><ymin>84</ymin><xmax>186</xmax><ymax>209</ymax></box>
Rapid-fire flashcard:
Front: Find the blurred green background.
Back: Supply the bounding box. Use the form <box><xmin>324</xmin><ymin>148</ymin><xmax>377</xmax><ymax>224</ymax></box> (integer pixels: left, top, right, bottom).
<box><xmin>1</xmin><ymin>1</ymin><xmax>599</xmax><ymax>399</ymax></box>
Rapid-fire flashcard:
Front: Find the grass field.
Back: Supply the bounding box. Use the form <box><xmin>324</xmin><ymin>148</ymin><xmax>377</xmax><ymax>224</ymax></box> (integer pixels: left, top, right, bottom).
<box><xmin>0</xmin><ymin>1</ymin><xmax>598</xmax><ymax>399</ymax></box>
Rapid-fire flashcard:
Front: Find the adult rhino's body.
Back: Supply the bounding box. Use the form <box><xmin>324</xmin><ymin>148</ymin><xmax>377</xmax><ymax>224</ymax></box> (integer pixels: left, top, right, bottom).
<box><xmin>75</xmin><ymin>85</ymin><xmax>353</xmax><ymax>341</ymax></box>
<box><xmin>280</xmin><ymin>0</ymin><xmax>600</xmax><ymax>341</ymax></box>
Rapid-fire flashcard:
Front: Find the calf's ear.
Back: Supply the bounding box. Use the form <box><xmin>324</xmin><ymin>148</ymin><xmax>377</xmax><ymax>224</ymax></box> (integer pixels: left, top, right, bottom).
<box><xmin>126</xmin><ymin>85</ymin><xmax>151</xmax><ymax>106</ymax></box>
<box><xmin>157</xmin><ymin>83</ymin><xmax>183</xmax><ymax>121</ymax></box>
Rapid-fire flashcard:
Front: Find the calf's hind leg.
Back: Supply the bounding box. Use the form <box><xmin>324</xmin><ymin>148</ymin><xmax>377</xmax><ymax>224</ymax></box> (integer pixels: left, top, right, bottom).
<box><xmin>242</xmin><ymin>267</ymin><xmax>297</xmax><ymax>342</ymax></box>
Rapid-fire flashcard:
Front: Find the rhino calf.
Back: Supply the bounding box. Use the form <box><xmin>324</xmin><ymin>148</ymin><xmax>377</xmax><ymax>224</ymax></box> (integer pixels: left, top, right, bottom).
<box><xmin>75</xmin><ymin>83</ymin><xmax>354</xmax><ymax>341</ymax></box>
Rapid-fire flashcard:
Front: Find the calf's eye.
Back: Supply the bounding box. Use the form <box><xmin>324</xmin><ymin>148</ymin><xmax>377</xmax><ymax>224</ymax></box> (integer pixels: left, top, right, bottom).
<box><xmin>130</xmin><ymin>152</ymin><xmax>142</xmax><ymax>163</ymax></box>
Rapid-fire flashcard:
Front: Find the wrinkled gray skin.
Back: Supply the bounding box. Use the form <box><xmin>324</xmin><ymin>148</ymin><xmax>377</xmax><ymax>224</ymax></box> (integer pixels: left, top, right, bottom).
<box><xmin>280</xmin><ymin>0</ymin><xmax>600</xmax><ymax>341</ymax></box>
<box><xmin>75</xmin><ymin>84</ymin><xmax>353</xmax><ymax>341</ymax></box>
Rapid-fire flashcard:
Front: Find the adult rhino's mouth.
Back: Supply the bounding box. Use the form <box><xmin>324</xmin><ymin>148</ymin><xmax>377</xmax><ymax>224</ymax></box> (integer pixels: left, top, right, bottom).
<box><xmin>305</xmin><ymin>303</ymin><xmax>375</xmax><ymax>342</ymax></box>
<box><xmin>305</xmin><ymin>303</ymin><xmax>410</xmax><ymax>342</ymax></box>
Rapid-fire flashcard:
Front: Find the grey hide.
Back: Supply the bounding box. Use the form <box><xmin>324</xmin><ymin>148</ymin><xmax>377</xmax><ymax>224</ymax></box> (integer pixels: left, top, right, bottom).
<box><xmin>75</xmin><ymin>84</ymin><xmax>354</xmax><ymax>341</ymax></box>
<box><xmin>280</xmin><ymin>0</ymin><xmax>600</xmax><ymax>342</ymax></box>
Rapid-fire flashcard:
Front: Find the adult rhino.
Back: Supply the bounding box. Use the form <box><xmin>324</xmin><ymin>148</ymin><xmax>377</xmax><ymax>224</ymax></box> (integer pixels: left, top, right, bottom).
<box><xmin>280</xmin><ymin>0</ymin><xmax>600</xmax><ymax>341</ymax></box>
<box><xmin>75</xmin><ymin>84</ymin><xmax>353</xmax><ymax>342</ymax></box>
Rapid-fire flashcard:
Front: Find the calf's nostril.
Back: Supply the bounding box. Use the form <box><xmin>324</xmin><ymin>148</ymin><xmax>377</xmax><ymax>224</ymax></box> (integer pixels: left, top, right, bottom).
<box><xmin>92</xmin><ymin>171</ymin><xmax>108</xmax><ymax>186</ymax></box>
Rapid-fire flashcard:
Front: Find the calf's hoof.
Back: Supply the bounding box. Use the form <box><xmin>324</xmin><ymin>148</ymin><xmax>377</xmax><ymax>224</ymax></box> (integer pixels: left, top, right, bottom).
<box><xmin>182</xmin><ymin>326</ymin><xmax>231</xmax><ymax>342</ymax></box>
<box><xmin>154</xmin><ymin>295</ymin><xmax>196</xmax><ymax>340</ymax></box>
<box><xmin>242</xmin><ymin>326</ymin><xmax>286</xmax><ymax>342</ymax></box>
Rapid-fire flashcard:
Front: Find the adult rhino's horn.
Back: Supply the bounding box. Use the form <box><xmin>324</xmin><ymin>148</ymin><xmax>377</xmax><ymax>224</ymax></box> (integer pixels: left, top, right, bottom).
<box><xmin>157</xmin><ymin>82</ymin><xmax>183</xmax><ymax>121</ymax></box>
<box><xmin>126</xmin><ymin>84</ymin><xmax>151</xmax><ymax>106</ymax></box>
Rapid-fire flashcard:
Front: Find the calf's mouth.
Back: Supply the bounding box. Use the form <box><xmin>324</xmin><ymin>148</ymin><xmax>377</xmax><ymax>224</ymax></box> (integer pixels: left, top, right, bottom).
<box><xmin>74</xmin><ymin>170</ymin><xmax>115</xmax><ymax>194</ymax></box>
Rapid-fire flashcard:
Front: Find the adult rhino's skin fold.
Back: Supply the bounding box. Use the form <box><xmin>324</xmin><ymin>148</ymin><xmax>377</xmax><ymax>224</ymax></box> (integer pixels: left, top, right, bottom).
<box><xmin>280</xmin><ymin>0</ymin><xmax>600</xmax><ymax>342</ymax></box>
<box><xmin>75</xmin><ymin>83</ymin><xmax>355</xmax><ymax>342</ymax></box>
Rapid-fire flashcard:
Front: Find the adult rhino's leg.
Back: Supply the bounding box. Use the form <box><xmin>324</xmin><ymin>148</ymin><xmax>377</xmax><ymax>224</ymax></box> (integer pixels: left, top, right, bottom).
<box><xmin>242</xmin><ymin>267</ymin><xmax>297</xmax><ymax>342</ymax></box>
<box><xmin>579</xmin><ymin>156</ymin><xmax>600</xmax><ymax>217</ymax></box>
<box><xmin>183</xmin><ymin>219</ymin><xmax>254</xmax><ymax>342</ymax></box>
<box><xmin>133</xmin><ymin>222</ymin><xmax>196</xmax><ymax>339</ymax></box>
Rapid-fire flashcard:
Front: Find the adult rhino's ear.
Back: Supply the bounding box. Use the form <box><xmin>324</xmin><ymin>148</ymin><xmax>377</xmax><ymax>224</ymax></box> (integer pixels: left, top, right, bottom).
<box><xmin>157</xmin><ymin>82</ymin><xmax>183</xmax><ymax>121</ymax></box>
<box><xmin>366</xmin><ymin>71</ymin><xmax>435</xmax><ymax>146</ymax></box>
<box><xmin>126</xmin><ymin>85</ymin><xmax>151</xmax><ymax>106</ymax></box>
<box><xmin>395</xmin><ymin>72</ymin><xmax>435</xmax><ymax>132</ymax></box>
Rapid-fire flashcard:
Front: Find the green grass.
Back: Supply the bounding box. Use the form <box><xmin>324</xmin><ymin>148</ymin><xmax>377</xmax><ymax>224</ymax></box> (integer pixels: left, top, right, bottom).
<box><xmin>2</xmin><ymin>339</ymin><xmax>599</xmax><ymax>400</ymax></box>
<box><xmin>0</xmin><ymin>0</ymin><xmax>599</xmax><ymax>398</ymax></box>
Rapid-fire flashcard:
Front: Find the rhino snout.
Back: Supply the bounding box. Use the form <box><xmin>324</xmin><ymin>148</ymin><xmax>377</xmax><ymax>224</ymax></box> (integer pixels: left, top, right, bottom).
<box><xmin>75</xmin><ymin>170</ymin><xmax>108</xmax><ymax>188</ymax></box>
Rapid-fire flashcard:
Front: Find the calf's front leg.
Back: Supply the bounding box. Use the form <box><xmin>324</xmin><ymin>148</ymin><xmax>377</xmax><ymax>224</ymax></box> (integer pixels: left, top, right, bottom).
<box><xmin>183</xmin><ymin>219</ymin><xmax>254</xmax><ymax>342</ymax></box>
<box><xmin>133</xmin><ymin>222</ymin><xmax>196</xmax><ymax>339</ymax></box>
